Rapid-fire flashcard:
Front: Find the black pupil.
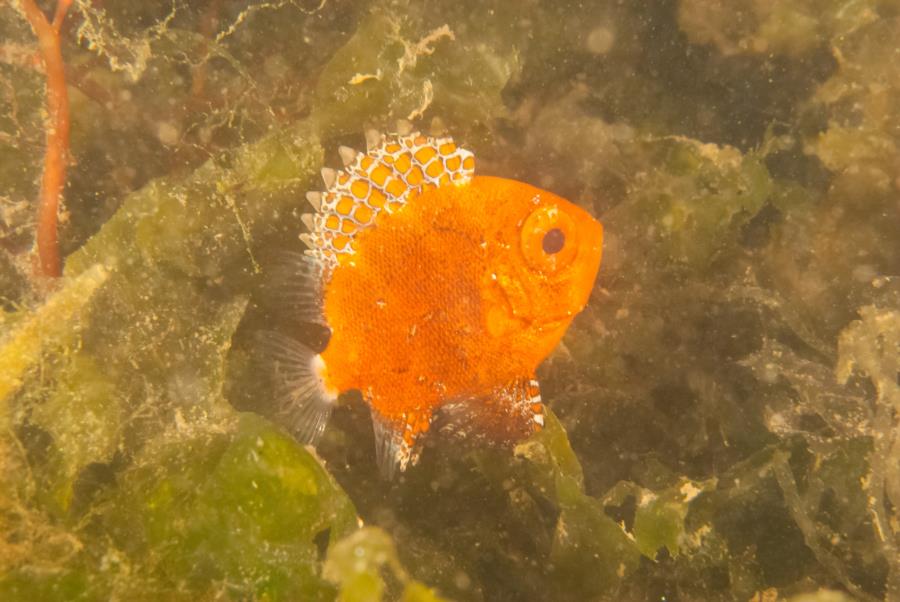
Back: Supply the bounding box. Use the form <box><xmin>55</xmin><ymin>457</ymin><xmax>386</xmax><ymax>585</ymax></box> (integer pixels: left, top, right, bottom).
<box><xmin>542</xmin><ymin>228</ymin><xmax>565</xmax><ymax>254</ymax></box>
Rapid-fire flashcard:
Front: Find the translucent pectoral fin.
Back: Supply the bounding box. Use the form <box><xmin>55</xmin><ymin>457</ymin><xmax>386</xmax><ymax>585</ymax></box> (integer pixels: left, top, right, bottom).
<box><xmin>438</xmin><ymin>377</ymin><xmax>544</xmax><ymax>444</ymax></box>
<box><xmin>256</xmin><ymin>331</ymin><xmax>337</xmax><ymax>444</ymax></box>
<box><xmin>370</xmin><ymin>407</ymin><xmax>433</xmax><ymax>480</ymax></box>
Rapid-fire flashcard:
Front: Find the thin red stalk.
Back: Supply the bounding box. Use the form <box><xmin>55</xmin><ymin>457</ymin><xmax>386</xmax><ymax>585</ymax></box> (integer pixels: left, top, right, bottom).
<box><xmin>51</xmin><ymin>0</ymin><xmax>73</xmax><ymax>32</ymax></box>
<box><xmin>20</xmin><ymin>0</ymin><xmax>72</xmax><ymax>278</ymax></box>
<box><xmin>190</xmin><ymin>0</ymin><xmax>223</xmax><ymax>102</ymax></box>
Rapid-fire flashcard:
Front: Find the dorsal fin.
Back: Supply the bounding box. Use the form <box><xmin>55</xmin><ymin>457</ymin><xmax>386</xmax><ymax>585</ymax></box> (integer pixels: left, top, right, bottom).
<box><xmin>303</xmin><ymin>130</ymin><xmax>475</xmax><ymax>270</ymax></box>
<box><xmin>262</xmin><ymin>251</ymin><xmax>326</xmax><ymax>326</ymax></box>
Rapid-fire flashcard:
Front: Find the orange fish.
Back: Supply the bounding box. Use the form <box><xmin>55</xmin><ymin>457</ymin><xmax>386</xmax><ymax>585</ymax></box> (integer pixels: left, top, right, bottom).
<box><xmin>261</xmin><ymin>125</ymin><xmax>603</xmax><ymax>478</ymax></box>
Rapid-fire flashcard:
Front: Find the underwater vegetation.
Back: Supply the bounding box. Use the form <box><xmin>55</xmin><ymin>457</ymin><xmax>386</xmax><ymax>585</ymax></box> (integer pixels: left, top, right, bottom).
<box><xmin>0</xmin><ymin>0</ymin><xmax>898</xmax><ymax>600</ymax></box>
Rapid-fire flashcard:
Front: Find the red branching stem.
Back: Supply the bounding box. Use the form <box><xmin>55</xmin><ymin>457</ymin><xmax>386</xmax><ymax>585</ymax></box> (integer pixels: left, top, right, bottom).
<box><xmin>20</xmin><ymin>0</ymin><xmax>72</xmax><ymax>278</ymax></box>
<box><xmin>51</xmin><ymin>0</ymin><xmax>73</xmax><ymax>32</ymax></box>
<box><xmin>190</xmin><ymin>0</ymin><xmax>223</xmax><ymax>102</ymax></box>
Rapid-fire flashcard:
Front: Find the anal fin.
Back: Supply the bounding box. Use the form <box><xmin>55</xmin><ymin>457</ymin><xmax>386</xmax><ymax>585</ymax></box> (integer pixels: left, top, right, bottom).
<box><xmin>256</xmin><ymin>331</ymin><xmax>337</xmax><ymax>444</ymax></box>
<box><xmin>370</xmin><ymin>407</ymin><xmax>433</xmax><ymax>480</ymax></box>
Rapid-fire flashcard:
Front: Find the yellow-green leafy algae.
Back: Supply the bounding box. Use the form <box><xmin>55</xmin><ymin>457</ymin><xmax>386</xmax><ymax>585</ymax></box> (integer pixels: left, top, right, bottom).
<box><xmin>320</xmin><ymin>409</ymin><xmax>641</xmax><ymax>600</ymax></box>
<box><xmin>100</xmin><ymin>413</ymin><xmax>357</xmax><ymax>600</ymax></box>
<box><xmin>312</xmin><ymin>0</ymin><xmax>522</xmax><ymax>142</ymax></box>
<box><xmin>324</xmin><ymin>527</ymin><xmax>449</xmax><ymax>602</ymax></box>
<box><xmin>65</xmin><ymin>117</ymin><xmax>323</xmax><ymax>279</ymax></box>
<box><xmin>520</xmin><ymin>412</ymin><xmax>642</xmax><ymax>597</ymax></box>
<box><xmin>678</xmin><ymin>0</ymin><xmax>881</xmax><ymax>57</ymax></box>
<box><xmin>604</xmin><ymin>136</ymin><xmax>772</xmax><ymax>271</ymax></box>
<box><xmin>28</xmin><ymin>354</ymin><xmax>120</xmax><ymax>515</ymax></box>
<box><xmin>809</xmin><ymin>15</ymin><xmax>900</xmax><ymax>195</ymax></box>
<box><xmin>0</xmin><ymin>265</ymin><xmax>108</xmax><ymax>406</ymax></box>
<box><xmin>3</xmin><ymin>0</ymin><xmax>900</xmax><ymax>599</ymax></box>
<box><xmin>602</xmin><ymin>476</ymin><xmax>716</xmax><ymax>560</ymax></box>
<box><xmin>0</xmin><ymin>414</ymin><xmax>358</xmax><ymax>600</ymax></box>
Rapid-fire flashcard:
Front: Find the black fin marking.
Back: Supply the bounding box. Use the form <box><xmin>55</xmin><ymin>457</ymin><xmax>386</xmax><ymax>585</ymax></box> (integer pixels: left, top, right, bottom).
<box><xmin>256</xmin><ymin>330</ymin><xmax>336</xmax><ymax>444</ymax></box>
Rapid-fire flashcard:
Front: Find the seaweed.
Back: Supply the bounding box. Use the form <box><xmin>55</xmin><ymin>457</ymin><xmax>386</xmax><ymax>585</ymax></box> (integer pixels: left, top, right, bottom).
<box><xmin>1</xmin><ymin>0</ymin><xmax>898</xmax><ymax>600</ymax></box>
<box><xmin>324</xmin><ymin>527</ymin><xmax>449</xmax><ymax>602</ymax></box>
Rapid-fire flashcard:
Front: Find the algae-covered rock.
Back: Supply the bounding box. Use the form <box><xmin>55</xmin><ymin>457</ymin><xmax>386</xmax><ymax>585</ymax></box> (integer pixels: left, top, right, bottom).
<box><xmin>677</xmin><ymin>0</ymin><xmax>880</xmax><ymax>57</ymax></box>
<box><xmin>605</xmin><ymin>136</ymin><xmax>772</xmax><ymax>272</ymax></box>
<box><xmin>2</xmin><ymin>0</ymin><xmax>899</xmax><ymax>599</ymax></box>
<box><xmin>0</xmin><ymin>265</ymin><xmax>108</xmax><ymax>407</ymax></box>
<box><xmin>1</xmin><ymin>413</ymin><xmax>358</xmax><ymax>601</ymax></box>
<box><xmin>313</xmin><ymin>0</ymin><xmax>521</xmax><ymax>141</ymax></box>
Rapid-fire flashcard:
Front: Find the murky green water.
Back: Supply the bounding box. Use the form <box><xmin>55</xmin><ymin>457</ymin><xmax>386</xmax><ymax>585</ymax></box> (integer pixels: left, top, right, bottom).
<box><xmin>1</xmin><ymin>1</ymin><xmax>898</xmax><ymax>600</ymax></box>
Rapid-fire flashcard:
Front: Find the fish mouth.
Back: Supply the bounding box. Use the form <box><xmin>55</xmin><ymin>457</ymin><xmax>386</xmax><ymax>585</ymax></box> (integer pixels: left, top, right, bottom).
<box><xmin>531</xmin><ymin>314</ymin><xmax>577</xmax><ymax>338</ymax></box>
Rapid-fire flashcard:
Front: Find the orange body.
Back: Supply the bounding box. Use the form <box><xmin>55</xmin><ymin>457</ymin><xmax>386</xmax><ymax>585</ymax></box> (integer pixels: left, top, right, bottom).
<box><xmin>321</xmin><ymin>176</ymin><xmax>603</xmax><ymax>438</ymax></box>
<box><xmin>276</xmin><ymin>130</ymin><xmax>606</xmax><ymax>476</ymax></box>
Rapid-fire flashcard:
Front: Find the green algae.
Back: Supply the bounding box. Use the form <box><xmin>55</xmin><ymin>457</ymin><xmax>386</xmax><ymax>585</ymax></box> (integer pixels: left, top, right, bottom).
<box><xmin>312</xmin><ymin>0</ymin><xmax>521</xmax><ymax>143</ymax></box>
<box><xmin>605</xmin><ymin>136</ymin><xmax>773</xmax><ymax>271</ymax></box>
<box><xmin>513</xmin><ymin>411</ymin><xmax>642</xmax><ymax>596</ymax></box>
<box><xmin>1</xmin><ymin>0</ymin><xmax>899</xmax><ymax>600</ymax></box>
<box><xmin>324</xmin><ymin>527</ymin><xmax>449</xmax><ymax>602</ymax></box>
<box><xmin>0</xmin><ymin>265</ymin><xmax>108</xmax><ymax>406</ymax></box>
<box><xmin>1</xmin><ymin>414</ymin><xmax>357</xmax><ymax>601</ymax></box>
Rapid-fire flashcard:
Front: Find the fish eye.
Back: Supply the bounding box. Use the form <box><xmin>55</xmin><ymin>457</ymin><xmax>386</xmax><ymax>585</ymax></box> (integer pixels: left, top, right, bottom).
<box><xmin>542</xmin><ymin>228</ymin><xmax>565</xmax><ymax>254</ymax></box>
<box><xmin>520</xmin><ymin>205</ymin><xmax>578</xmax><ymax>273</ymax></box>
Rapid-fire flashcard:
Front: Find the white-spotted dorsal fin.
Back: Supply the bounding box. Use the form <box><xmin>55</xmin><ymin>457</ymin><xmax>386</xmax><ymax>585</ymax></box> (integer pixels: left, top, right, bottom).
<box><xmin>263</xmin><ymin>251</ymin><xmax>326</xmax><ymax>326</ymax></box>
<box><xmin>306</xmin><ymin>191</ymin><xmax>322</xmax><ymax>211</ymax></box>
<box><xmin>256</xmin><ymin>331</ymin><xmax>337</xmax><ymax>444</ymax></box>
<box><xmin>438</xmin><ymin>377</ymin><xmax>544</xmax><ymax>444</ymax></box>
<box><xmin>304</xmin><ymin>128</ymin><xmax>475</xmax><ymax>272</ymax></box>
<box><xmin>370</xmin><ymin>406</ymin><xmax>433</xmax><ymax>480</ymax></box>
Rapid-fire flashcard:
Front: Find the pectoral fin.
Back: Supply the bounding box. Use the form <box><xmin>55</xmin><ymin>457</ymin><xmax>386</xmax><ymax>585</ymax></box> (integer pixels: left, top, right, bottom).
<box><xmin>256</xmin><ymin>331</ymin><xmax>337</xmax><ymax>444</ymax></box>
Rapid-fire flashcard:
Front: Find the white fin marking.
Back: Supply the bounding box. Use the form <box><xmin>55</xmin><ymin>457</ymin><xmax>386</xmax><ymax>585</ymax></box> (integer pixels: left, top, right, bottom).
<box><xmin>338</xmin><ymin>145</ymin><xmax>357</xmax><ymax>166</ymax></box>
